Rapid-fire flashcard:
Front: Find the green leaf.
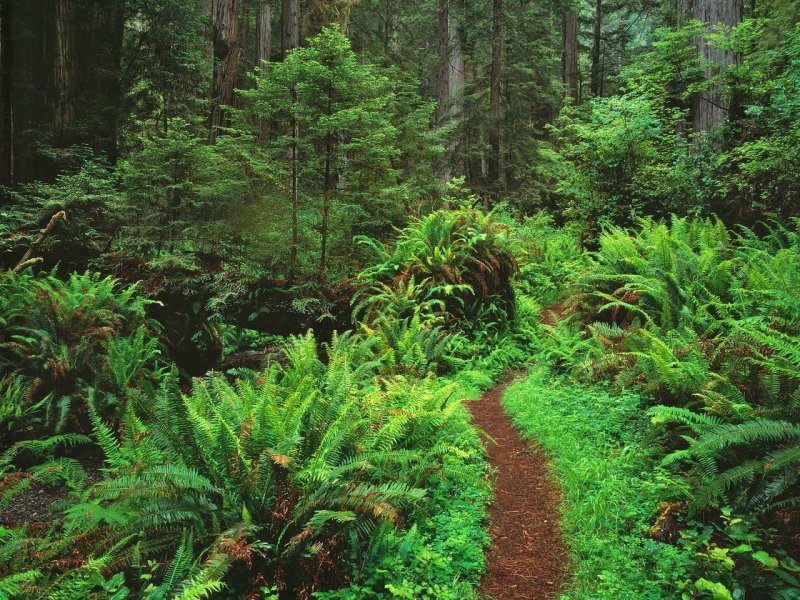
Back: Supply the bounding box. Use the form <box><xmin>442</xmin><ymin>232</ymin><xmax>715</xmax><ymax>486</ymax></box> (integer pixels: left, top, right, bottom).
<box><xmin>751</xmin><ymin>550</ymin><xmax>779</xmax><ymax>569</ymax></box>
<box><xmin>694</xmin><ymin>578</ymin><xmax>734</xmax><ymax>600</ymax></box>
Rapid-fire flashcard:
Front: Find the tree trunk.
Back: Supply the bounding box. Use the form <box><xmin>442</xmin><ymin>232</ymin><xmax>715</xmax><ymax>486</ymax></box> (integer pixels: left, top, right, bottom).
<box><xmin>0</xmin><ymin>0</ymin><xmax>13</xmax><ymax>190</ymax></box>
<box><xmin>692</xmin><ymin>0</ymin><xmax>743</xmax><ymax>133</ymax></box>
<box><xmin>437</xmin><ymin>0</ymin><xmax>449</xmax><ymax>123</ymax></box>
<box><xmin>436</xmin><ymin>0</ymin><xmax>452</xmax><ymax>182</ymax></box>
<box><xmin>590</xmin><ymin>0</ymin><xmax>602</xmax><ymax>97</ymax></box>
<box><xmin>255</xmin><ymin>2</ymin><xmax>272</xmax><ymax>141</ymax></box>
<box><xmin>209</xmin><ymin>0</ymin><xmax>240</xmax><ymax>143</ymax></box>
<box><xmin>449</xmin><ymin>12</ymin><xmax>464</xmax><ymax>118</ymax></box>
<box><xmin>53</xmin><ymin>0</ymin><xmax>75</xmax><ymax>147</ymax></box>
<box><xmin>487</xmin><ymin>0</ymin><xmax>502</xmax><ymax>200</ymax></box>
<box><xmin>320</xmin><ymin>140</ymin><xmax>332</xmax><ymax>276</ymax></box>
<box><xmin>237</xmin><ymin>0</ymin><xmax>250</xmax><ymax>100</ymax></box>
<box><xmin>448</xmin><ymin>10</ymin><xmax>464</xmax><ymax>182</ymax></box>
<box><xmin>256</xmin><ymin>1</ymin><xmax>271</xmax><ymax>64</ymax></box>
<box><xmin>563</xmin><ymin>10</ymin><xmax>579</xmax><ymax>102</ymax></box>
<box><xmin>288</xmin><ymin>89</ymin><xmax>299</xmax><ymax>281</ymax></box>
<box><xmin>676</xmin><ymin>0</ymin><xmax>691</xmax><ymax>25</ymax></box>
<box><xmin>282</xmin><ymin>0</ymin><xmax>299</xmax><ymax>55</ymax></box>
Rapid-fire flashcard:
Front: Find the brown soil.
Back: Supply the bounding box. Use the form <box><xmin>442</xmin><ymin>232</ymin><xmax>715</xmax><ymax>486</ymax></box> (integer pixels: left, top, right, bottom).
<box><xmin>470</xmin><ymin>380</ymin><xmax>568</xmax><ymax>600</ymax></box>
<box><xmin>0</xmin><ymin>451</ymin><xmax>104</xmax><ymax>529</ymax></box>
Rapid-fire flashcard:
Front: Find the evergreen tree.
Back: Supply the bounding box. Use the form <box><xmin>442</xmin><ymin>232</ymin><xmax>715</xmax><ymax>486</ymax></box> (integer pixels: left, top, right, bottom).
<box><xmin>239</xmin><ymin>27</ymin><xmax>402</xmax><ymax>279</ymax></box>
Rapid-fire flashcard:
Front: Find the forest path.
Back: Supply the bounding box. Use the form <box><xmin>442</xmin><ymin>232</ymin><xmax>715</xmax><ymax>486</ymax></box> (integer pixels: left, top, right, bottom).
<box><xmin>469</xmin><ymin>380</ymin><xmax>567</xmax><ymax>600</ymax></box>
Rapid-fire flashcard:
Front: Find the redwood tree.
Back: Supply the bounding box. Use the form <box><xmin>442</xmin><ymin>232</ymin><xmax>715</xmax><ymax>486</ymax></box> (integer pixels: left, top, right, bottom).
<box><xmin>563</xmin><ymin>9</ymin><xmax>579</xmax><ymax>102</ymax></box>
<box><xmin>693</xmin><ymin>0</ymin><xmax>743</xmax><ymax>132</ymax></box>
<box><xmin>209</xmin><ymin>0</ymin><xmax>241</xmax><ymax>142</ymax></box>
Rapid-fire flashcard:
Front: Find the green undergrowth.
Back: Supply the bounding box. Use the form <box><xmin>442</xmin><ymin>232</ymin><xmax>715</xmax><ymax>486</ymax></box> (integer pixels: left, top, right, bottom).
<box><xmin>503</xmin><ymin>368</ymin><xmax>692</xmax><ymax>599</ymax></box>
<box><xmin>0</xmin><ymin>207</ymin><xmax>517</xmax><ymax>598</ymax></box>
<box><xmin>318</xmin><ymin>372</ymin><xmax>492</xmax><ymax>600</ymax></box>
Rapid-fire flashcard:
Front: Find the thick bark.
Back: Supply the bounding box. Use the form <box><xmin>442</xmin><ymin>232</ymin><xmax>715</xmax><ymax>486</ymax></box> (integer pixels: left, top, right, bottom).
<box><xmin>255</xmin><ymin>2</ymin><xmax>272</xmax><ymax>141</ymax></box>
<box><xmin>53</xmin><ymin>0</ymin><xmax>75</xmax><ymax>146</ymax></box>
<box><xmin>487</xmin><ymin>0</ymin><xmax>502</xmax><ymax>199</ymax></box>
<box><xmin>210</xmin><ymin>0</ymin><xmax>241</xmax><ymax>143</ymax></box>
<box><xmin>563</xmin><ymin>11</ymin><xmax>579</xmax><ymax>102</ymax></box>
<box><xmin>693</xmin><ymin>0</ymin><xmax>743</xmax><ymax>132</ymax></box>
<box><xmin>0</xmin><ymin>0</ymin><xmax>13</xmax><ymax>189</ymax></box>
<box><xmin>256</xmin><ymin>1</ymin><xmax>272</xmax><ymax>64</ymax></box>
<box><xmin>237</xmin><ymin>0</ymin><xmax>250</xmax><ymax>97</ymax></box>
<box><xmin>590</xmin><ymin>0</ymin><xmax>602</xmax><ymax>97</ymax></box>
<box><xmin>282</xmin><ymin>0</ymin><xmax>299</xmax><ymax>54</ymax></box>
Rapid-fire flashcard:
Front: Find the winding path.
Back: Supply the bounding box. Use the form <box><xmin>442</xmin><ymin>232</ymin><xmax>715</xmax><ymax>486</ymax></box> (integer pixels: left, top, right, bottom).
<box><xmin>469</xmin><ymin>381</ymin><xmax>567</xmax><ymax>600</ymax></box>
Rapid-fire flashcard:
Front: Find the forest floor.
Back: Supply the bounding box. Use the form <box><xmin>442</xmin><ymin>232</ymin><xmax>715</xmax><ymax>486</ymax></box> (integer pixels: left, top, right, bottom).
<box><xmin>470</xmin><ymin>380</ymin><xmax>567</xmax><ymax>600</ymax></box>
<box><xmin>0</xmin><ymin>450</ymin><xmax>104</xmax><ymax>529</ymax></box>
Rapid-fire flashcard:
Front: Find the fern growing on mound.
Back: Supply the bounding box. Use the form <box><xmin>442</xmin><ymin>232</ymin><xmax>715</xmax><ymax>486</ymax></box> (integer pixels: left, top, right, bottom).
<box><xmin>356</xmin><ymin>207</ymin><xmax>519</xmax><ymax>330</ymax></box>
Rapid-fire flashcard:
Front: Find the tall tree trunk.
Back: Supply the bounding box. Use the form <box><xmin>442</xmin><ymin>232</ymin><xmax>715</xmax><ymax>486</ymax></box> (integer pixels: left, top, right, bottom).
<box><xmin>319</xmin><ymin>138</ymin><xmax>332</xmax><ymax>276</ymax></box>
<box><xmin>563</xmin><ymin>10</ymin><xmax>579</xmax><ymax>102</ymax></box>
<box><xmin>53</xmin><ymin>0</ymin><xmax>75</xmax><ymax>147</ymax></box>
<box><xmin>436</xmin><ymin>0</ymin><xmax>450</xmax><ymax>123</ymax></box>
<box><xmin>283</xmin><ymin>0</ymin><xmax>300</xmax><ymax>279</ymax></box>
<box><xmin>487</xmin><ymin>0</ymin><xmax>502</xmax><ymax>201</ymax></box>
<box><xmin>256</xmin><ymin>1</ymin><xmax>272</xmax><ymax>64</ymax></box>
<box><xmin>282</xmin><ymin>0</ymin><xmax>299</xmax><ymax>55</ymax></box>
<box><xmin>449</xmin><ymin>12</ymin><xmax>464</xmax><ymax>118</ymax></box>
<box><xmin>437</xmin><ymin>0</ymin><xmax>451</xmax><ymax>182</ymax></box>
<box><xmin>590</xmin><ymin>0</ymin><xmax>602</xmax><ymax>97</ymax></box>
<box><xmin>462</xmin><ymin>46</ymin><xmax>479</xmax><ymax>187</ymax></box>
<box><xmin>237</xmin><ymin>0</ymin><xmax>251</xmax><ymax>101</ymax></box>
<box><xmin>209</xmin><ymin>0</ymin><xmax>240</xmax><ymax>143</ymax></box>
<box><xmin>255</xmin><ymin>1</ymin><xmax>272</xmax><ymax>141</ymax></box>
<box><xmin>448</xmin><ymin>9</ymin><xmax>464</xmax><ymax>181</ymax></box>
<box><xmin>0</xmin><ymin>0</ymin><xmax>13</xmax><ymax>190</ymax></box>
<box><xmin>693</xmin><ymin>0</ymin><xmax>743</xmax><ymax>133</ymax></box>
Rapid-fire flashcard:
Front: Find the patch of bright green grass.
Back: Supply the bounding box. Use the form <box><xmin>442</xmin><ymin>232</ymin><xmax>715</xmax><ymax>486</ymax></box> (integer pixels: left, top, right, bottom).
<box><xmin>502</xmin><ymin>368</ymin><xmax>695</xmax><ymax>599</ymax></box>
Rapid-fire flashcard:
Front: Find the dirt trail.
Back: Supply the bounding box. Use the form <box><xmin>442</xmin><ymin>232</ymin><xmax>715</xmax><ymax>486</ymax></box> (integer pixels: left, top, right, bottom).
<box><xmin>470</xmin><ymin>381</ymin><xmax>567</xmax><ymax>600</ymax></box>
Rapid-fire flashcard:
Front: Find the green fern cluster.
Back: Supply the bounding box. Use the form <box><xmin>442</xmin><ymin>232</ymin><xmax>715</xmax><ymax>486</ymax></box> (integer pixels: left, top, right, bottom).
<box><xmin>2</xmin><ymin>328</ymin><xmax>485</xmax><ymax>598</ymax></box>
<box><xmin>0</xmin><ymin>270</ymin><xmax>163</xmax><ymax>435</ymax></box>
<box><xmin>356</xmin><ymin>207</ymin><xmax>519</xmax><ymax>331</ymax></box>
<box><xmin>527</xmin><ymin>215</ymin><xmax>800</xmax><ymax>525</ymax></box>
